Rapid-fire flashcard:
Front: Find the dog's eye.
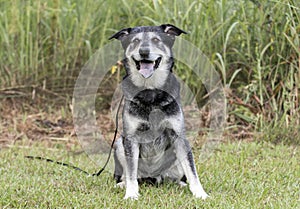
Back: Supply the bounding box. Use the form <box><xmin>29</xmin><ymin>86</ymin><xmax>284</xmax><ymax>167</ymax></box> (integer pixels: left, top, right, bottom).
<box><xmin>132</xmin><ymin>38</ymin><xmax>140</xmax><ymax>44</ymax></box>
<box><xmin>152</xmin><ymin>37</ymin><xmax>160</xmax><ymax>43</ymax></box>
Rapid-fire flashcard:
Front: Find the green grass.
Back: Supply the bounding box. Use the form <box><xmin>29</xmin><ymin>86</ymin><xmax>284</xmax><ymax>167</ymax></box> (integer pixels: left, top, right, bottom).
<box><xmin>1</xmin><ymin>142</ymin><xmax>299</xmax><ymax>208</ymax></box>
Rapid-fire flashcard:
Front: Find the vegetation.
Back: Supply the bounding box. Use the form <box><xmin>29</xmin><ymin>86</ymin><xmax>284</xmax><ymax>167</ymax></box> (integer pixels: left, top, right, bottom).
<box><xmin>1</xmin><ymin>0</ymin><xmax>299</xmax><ymax>142</ymax></box>
<box><xmin>1</xmin><ymin>141</ymin><xmax>299</xmax><ymax>208</ymax></box>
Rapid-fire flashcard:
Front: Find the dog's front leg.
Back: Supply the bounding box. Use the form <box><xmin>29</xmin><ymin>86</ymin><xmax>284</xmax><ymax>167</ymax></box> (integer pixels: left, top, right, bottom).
<box><xmin>176</xmin><ymin>140</ymin><xmax>208</xmax><ymax>199</ymax></box>
<box><xmin>123</xmin><ymin>138</ymin><xmax>139</xmax><ymax>200</ymax></box>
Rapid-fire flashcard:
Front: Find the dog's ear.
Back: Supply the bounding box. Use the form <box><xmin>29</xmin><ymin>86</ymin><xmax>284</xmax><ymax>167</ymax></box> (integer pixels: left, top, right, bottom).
<box><xmin>160</xmin><ymin>24</ymin><xmax>187</xmax><ymax>36</ymax></box>
<box><xmin>109</xmin><ymin>28</ymin><xmax>132</xmax><ymax>40</ymax></box>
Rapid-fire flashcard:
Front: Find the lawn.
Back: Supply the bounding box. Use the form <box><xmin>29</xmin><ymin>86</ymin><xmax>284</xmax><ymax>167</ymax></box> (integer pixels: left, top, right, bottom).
<box><xmin>1</xmin><ymin>141</ymin><xmax>299</xmax><ymax>208</ymax></box>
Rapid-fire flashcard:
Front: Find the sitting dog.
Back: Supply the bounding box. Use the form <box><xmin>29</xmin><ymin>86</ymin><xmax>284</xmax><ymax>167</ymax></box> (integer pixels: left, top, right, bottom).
<box><xmin>109</xmin><ymin>24</ymin><xmax>208</xmax><ymax>200</ymax></box>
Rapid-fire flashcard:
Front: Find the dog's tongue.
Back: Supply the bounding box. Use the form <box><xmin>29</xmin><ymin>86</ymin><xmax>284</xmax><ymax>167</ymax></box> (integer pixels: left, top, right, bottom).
<box><xmin>139</xmin><ymin>62</ymin><xmax>154</xmax><ymax>78</ymax></box>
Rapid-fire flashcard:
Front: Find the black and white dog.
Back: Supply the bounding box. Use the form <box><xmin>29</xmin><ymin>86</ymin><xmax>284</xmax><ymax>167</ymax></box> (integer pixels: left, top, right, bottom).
<box><xmin>109</xmin><ymin>24</ymin><xmax>208</xmax><ymax>200</ymax></box>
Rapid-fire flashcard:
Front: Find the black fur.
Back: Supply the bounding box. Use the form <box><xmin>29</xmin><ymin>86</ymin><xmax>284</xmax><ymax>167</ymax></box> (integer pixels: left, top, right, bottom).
<box><xmin>128</xmin><ymin>89</ymin><xmax>180</xmax><ymax>120</ymax></box>
<box><xmin>111</xmin><ymin>24</ymin><xmax>208</xmax><ymax>199</ymax></box>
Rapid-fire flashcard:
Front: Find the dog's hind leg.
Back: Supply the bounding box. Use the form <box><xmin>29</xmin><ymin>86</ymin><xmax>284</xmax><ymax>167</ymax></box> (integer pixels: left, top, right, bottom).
<box><xmin>114</xmin><ymin>150</ymin><xmax>123</xmax><ymax>183</ymax></box>
<box><xmin>114</xmin><ymin>137</ymin><xmax>125</xmax><ymax>188</ymax></box>
<box><xmin>177</xmin><ymin>175</ymin><xmax>187</xmax><ymax>187</ymax></box>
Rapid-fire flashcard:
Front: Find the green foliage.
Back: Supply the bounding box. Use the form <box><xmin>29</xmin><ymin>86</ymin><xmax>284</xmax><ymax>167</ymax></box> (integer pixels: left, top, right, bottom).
<box><xmin>0</xmin><ymin>0</ymin><xmax>299</xmax><ymax>139</ymax></box>
<box><xmin>262</xmin><ymin>118</ymin><xmax>300</xmax><ymax>145</ymax></box>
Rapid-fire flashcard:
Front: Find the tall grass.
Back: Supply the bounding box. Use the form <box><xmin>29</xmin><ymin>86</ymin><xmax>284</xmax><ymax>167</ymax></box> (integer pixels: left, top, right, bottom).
<box><xmin>0</xmin><ymin>0</ymin><xmax>299</xmax><ymax>140</ymax></box>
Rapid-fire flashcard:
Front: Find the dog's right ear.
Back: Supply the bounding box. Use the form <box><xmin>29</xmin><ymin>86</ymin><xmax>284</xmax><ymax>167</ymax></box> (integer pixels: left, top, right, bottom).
<box><xmin>160</xmin><ymin>24</ymin><xmax>187</xmax><ymax>36</ymax></box>
<box><xmin>109</xmin><ymin>28</ymin><xmax>132</xmax><ymax>40</ymax></box>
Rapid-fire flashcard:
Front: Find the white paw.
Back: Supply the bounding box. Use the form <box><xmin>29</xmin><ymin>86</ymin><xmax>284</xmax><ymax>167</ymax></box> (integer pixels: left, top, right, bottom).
<box><xmin>178</xmin><ymin>181</ymin><xmax>188</xmax><ymax>187</ymax></box>
<box><xmin>124</xmin><ymin>181</ymin><xmax>139</xmax><ymax>200</ymax></box>
<box><xmin>193</xmin><ymin>190</ymin><xmax>209</xmax><ymax>199</ymax></box>
<box><xmin>190</xmin><ymin>185</ymin><xmax>209</xmax><ymax>199</ymax></box>
<box><xmin>124</xmin><ymin>190</ymin><xmax>139</xmax><ymax>200</ymax></box>
<box><xmin>115</xmin><ymin>182</ymin><xmax>125</xmax><ymax>189</ymax></box>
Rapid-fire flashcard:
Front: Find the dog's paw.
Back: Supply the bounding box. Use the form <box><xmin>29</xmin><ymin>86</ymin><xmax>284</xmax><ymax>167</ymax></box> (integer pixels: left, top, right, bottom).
<box><xmin>124</xmin><ymin>191</ymin><xmax>139</xmax><ymax>200</ymax></box>
<box><xmin>178</xmin><ymin>181</ymin><xmax>187</xmax><ymax>187</ymax></box>
<box><xmin>193</xmin><ymin>190</ymin><xmax>209</xmax><ymax>200</ymax></box>
<box><xmin>115</xmin><ymin>182</ymin><xmax>125</xmax><ymax>189</ymax></box>
<box><xmin>190</xmin><ymin>185</ymin><xmax>209</xmax><ymax>200</ymax></box>
<box><xmin>124</xmin><ymin>193</ymin><xmax>139</xmax><ymax>200</ymax></box>
<box><xmin>124</xmin><ymin>181</ymin><xmax>139</xmax><ymax>200</ymax></box>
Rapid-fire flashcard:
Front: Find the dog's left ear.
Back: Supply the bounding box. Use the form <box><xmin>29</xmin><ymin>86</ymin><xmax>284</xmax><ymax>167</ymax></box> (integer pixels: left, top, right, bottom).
<box><xmin>160</xmin><ymin>24</ymin><xmax>187</xmax><ymax>36</ymax></box>
<box><xmin>109</xmin><ymin>28</ymin><xmax>132</xmax><ymax>40</ymax></box>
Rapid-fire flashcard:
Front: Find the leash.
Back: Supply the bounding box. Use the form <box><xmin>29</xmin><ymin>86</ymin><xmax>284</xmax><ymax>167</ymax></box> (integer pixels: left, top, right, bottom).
<box><xmin>92</xmin><ymin>95</ymin><xmax>124</xmax><ymax>176</ymax></box>
<box><xmin>25</xmin><ymin>95</ymin><xmax>124</xmax><ymax>176</ymax></box>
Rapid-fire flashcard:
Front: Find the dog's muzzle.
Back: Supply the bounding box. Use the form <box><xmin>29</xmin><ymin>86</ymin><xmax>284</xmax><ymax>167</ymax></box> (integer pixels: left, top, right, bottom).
<box><xmin>133</xmin><ymin>57</ymin><xmax>162</xmax><ymax>78</ymax></box>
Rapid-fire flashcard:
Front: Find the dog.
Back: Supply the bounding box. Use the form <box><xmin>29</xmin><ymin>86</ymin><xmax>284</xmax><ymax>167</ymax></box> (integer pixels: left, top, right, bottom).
<box><xmin>109</xmin><ymin>24</ymin><xmax>208</xmax><ymax>200</ymax></box>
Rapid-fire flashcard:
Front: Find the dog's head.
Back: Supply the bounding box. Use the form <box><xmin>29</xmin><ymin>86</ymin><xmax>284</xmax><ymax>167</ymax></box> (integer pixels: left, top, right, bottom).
<box><xmin>110</xmin><ymin>24</ymin><xmax>186</xmax><ymax>87</ymax></box>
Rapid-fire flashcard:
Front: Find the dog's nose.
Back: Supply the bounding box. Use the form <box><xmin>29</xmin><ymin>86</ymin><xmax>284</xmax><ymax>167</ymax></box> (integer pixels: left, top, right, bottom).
<box><xmin>139</xmin><ymin>47</ymin><xmax>150</xmax><ymax>58</ymax></box>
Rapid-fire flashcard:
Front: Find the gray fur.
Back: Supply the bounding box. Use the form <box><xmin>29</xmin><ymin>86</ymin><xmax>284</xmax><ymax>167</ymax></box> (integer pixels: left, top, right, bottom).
<box><xmin>111</xmin><ymin>24</ymin><xmax>208</xmax><ymax>200</ymax></box>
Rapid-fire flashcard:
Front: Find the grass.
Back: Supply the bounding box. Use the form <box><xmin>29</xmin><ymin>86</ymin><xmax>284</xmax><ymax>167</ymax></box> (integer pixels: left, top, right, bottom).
<box><xmin>0</xmin><ymin>141</ymin><xmax>299</xmax><ymax>208</ymax></box>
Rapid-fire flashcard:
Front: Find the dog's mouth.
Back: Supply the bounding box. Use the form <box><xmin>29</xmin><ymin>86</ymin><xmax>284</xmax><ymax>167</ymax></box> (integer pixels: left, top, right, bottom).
<box><xmin>133</xmin><ymin>57</ymin><xmax>162</xmax><ymax>78</ymax></box>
